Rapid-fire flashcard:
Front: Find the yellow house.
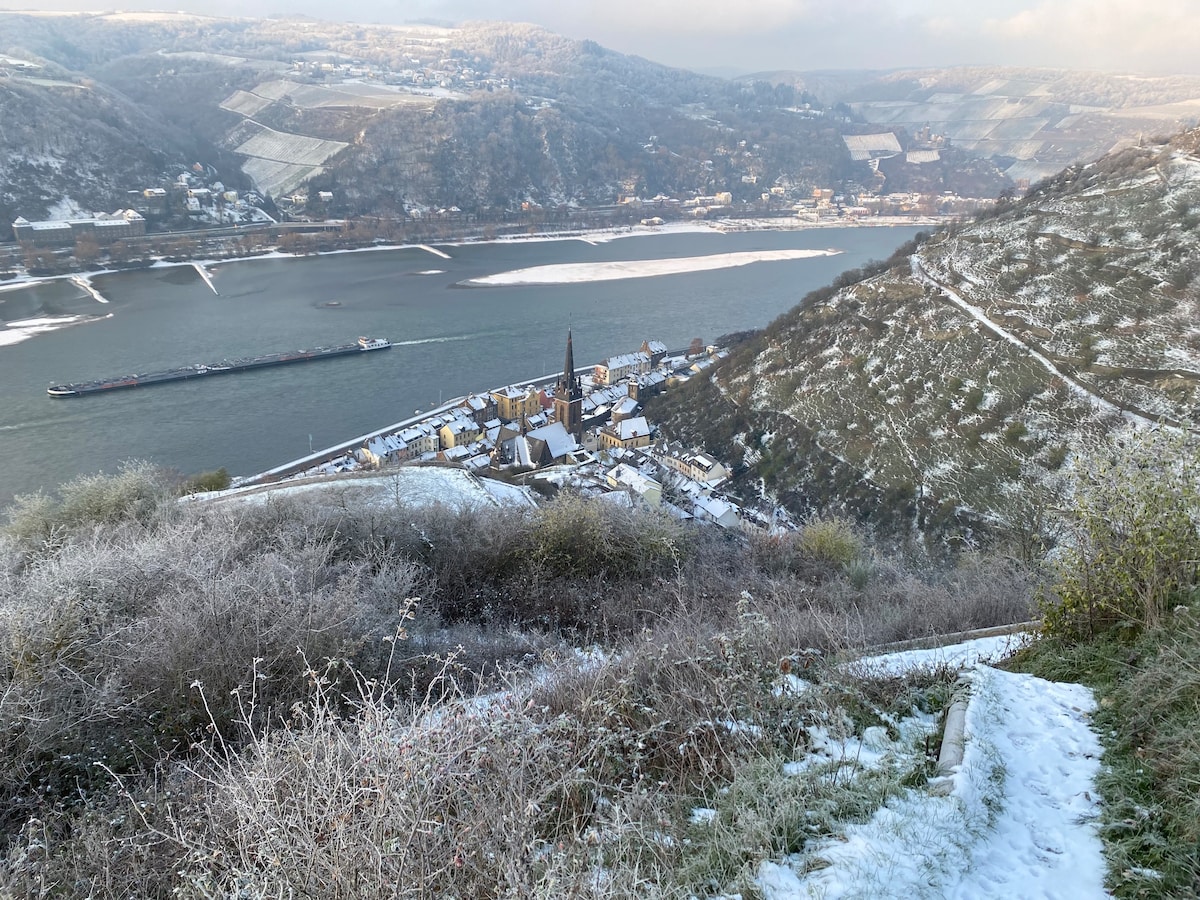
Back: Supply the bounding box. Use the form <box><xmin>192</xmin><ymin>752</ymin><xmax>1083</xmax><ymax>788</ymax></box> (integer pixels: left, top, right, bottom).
<box><xmin>597</xmin><ymin>415</ymin><xmax>651</xmax><ymax>451</ymax></box>
<box><xmin>490</xmin><ymin>385</ymin><xmax>542</xmax><ymax>423</ymax></box>
<box><xmin>438</xmin><ymin>416</ymin><xmax>482</xmax><ymax>449</ymax></box>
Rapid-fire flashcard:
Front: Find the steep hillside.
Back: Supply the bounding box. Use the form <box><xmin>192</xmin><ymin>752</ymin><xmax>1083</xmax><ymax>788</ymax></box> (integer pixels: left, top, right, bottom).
<box><xmin>0</xmin><ymin>12</ymin><xmax>849</xmax><ymax>220</ymax></box>
<box><xmin>0</xmin><ymin>61</ymin><xmax>206</xmax><ymax>233</ymax></box>
<box><xmin>649</xmin><ymin>130</ymin><xmax>1200</xmax><ymax>541</ymax></box>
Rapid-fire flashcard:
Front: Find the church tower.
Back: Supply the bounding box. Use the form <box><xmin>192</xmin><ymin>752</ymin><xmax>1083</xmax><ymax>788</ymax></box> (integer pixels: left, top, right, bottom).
<box><xmin>554</xmin><ymin>329</ymin><xmax>584</xmax><ymax>443</ymax></box>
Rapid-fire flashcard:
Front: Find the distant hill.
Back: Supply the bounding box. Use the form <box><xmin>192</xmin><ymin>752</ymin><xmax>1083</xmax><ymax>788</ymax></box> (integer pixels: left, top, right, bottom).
<box><xmin>0</xmin><ymin>13</ymin><xmax>850</xmax><ymax>230</ymax></box>
<box><xmin>749</xmin><ymin>66</ymin><xmax>1200</xmax><ymax>187</ymax></box>
<box><xmin>5</xmin><ymin>14</ymin><xmax>1200</xmax><ymax>241</ymax></box>
<box><xmin>648</xmin><ymin>127</ymin><xmax>1200</xmax><ymax>542</ymax></box>
<box><xmin>0</xmin><ymin>58</ymin><xmax>204</xmax><ymax>235</ymax></box>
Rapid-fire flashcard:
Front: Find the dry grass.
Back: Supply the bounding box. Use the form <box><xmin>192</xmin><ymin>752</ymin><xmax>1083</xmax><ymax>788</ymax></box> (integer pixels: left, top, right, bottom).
<box><xmin>0</xmin><ymin>468</ymin><xmax>1036</xmax><ymax>898</ymax></box>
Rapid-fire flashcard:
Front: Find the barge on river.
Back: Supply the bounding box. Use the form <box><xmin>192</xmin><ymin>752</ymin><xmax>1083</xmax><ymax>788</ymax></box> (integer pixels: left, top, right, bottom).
<box><xmin>48</xmin><ymin>337</ymin><xmax>391</xmax><ymax>397</ymax></box>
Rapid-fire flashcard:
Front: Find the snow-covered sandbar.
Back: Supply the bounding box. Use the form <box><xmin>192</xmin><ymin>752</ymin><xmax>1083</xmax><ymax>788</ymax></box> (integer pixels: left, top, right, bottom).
<box><xmin>461</xmin><ymin>248</ymin><xmax>842</xmax><ymax>287</ymax></box>
<box><xmin>0</xmin><ymin>314</ymin><xmax>107</xmax><ymax>348</ymax></box>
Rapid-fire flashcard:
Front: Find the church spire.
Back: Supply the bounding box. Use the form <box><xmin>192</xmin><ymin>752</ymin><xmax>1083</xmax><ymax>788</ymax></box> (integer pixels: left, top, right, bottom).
<box><xmin>555</xmin><ymin>328</ymin><xmax>584</xmax><ymax>442</ymax></box>
<box><xmin>560</xmin><ymin>328</ymin><xmax>581</xmax><ymax>400</ymax></box>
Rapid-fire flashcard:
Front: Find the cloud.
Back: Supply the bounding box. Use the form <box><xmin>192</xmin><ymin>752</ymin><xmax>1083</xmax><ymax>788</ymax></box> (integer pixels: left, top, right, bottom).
<box><xmin>983</xmin><ymin>0</ymin><xmax>1200</xmax><ymax>72</ymax></box>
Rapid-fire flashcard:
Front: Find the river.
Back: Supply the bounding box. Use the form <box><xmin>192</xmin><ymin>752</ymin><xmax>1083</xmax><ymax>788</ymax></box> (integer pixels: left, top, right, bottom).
<box><xmin>0</xmin><ymin>225</ymin><xmax>923</xmax><ymax>504</ymax></box>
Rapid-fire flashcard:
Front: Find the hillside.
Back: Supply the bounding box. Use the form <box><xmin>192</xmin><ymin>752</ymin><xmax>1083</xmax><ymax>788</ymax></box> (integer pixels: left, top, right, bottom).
<box><xmin>0</xmin><ymin>57</ymin><xmax>207</xmax><ymax>231</ymax></box>
<box><xmin>753</xmin><ymin>66</ymin><xmax>1200</xmax><ymax>187</ymax></box>
<box><xmin>8</xmin><ymin>15</ymin><xmax>1200</xmax><ymax>238</ymax></box>
<box><xmin>648</xmin><ymin>128</ymin><xmax>1200</xmax><ymax>541</ymax></box>
<box><xmin>0</xmin><ymin>12</ymin><xmax>850</xmax><ymax>229</ymax></box>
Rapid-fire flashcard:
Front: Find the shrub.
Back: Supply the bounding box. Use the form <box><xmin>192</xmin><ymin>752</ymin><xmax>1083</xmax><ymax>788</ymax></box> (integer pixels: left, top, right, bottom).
<box><xmin>1042</xmin><ymin>430</ymin><xmax>1200</xmax><ymax>640</ymax></box>
<box><xmin>523</xmin><ymin>492</ymin><xmax>687</xmax><ymax>579</ymax></box>
<box><xmin>180</xmin><ymin>467</ymin><xmax>232</xmax><ymax>494</ymax></box>
<box><xmin>799</xmin><ymin>516</ymin><xmax>863</xmax><ymax>567</ymax></box>
<box><xmin>3</xmin><ymin>461</ymin><xmax>172</xmax><ymax>550</ymax></box>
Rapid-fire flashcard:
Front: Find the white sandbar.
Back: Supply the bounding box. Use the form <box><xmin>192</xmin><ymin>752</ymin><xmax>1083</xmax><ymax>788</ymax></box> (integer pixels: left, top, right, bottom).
<box><xmin>463</xmin><ymin>248</ymin><xmax>841</xmax><ymax>287</ymax></box>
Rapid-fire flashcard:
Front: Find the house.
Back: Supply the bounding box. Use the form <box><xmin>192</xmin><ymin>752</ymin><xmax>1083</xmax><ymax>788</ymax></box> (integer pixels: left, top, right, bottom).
<box><xmin>594</xmin><ymin>351</ymin><xmax>650</xmax><ymax>386</ymax></box>
<box><xmin>439</xmin><ymin>444</ymin><xmax>474</xmax><ymax>464</ymax></box>
<box><xmin>526</xmin><ymin>421</ymin><xmax>581</xmax><ymax>467</ymax></box>
<box><xmin>399</xmin><ymin>423</ymin><xmax>440</xmax><ymax>457</ymax></box>
<box><xmin>692</xmin><ymin>493</ymin><xmax>739</xmax><ymax>528</ymax></box>
<box><xmin>362</xmin><ymin>433</ymin><xmax>409</xmax><ymax>467</ymax></box>
<box><xmin>494</xmin><ymin>421</ymin><xmax>581</xmax><ymax>469</ymax></box>
<box><xmin>439</xmin><ymin>415</ymin><xmax>482</xmax><ymax>449</ymax></box>
<box><xmin>648</xmin><ymin>441</ymin><xmax>730</xmax><ymax>484</ymax></box>
<box><xmin>605</xmin><ymin>463</ymin><xmax>662</xmax><ymax>507</ymax></box>
<box><xmin>597</xmin><ymin>415</ymin><xmax>651</xmax><ymax>451</ymax></box>
<box><xmin>629</xmin><ymin>370</ymin><xmax>668</xmax><ymax>401</ymax></box>
<box><xmin>610</xmin><ymin>396</ymin><xmax>641</xmax><ymax>422</ymax></box>
<box><xmin>458</xmin><ymin>393</ymin><xmax>496</xmax><ymax>427</ymax></box>
<box><xmin>640</xmin><ymin>340</ymin><xmax>669</xmax><ymax>366</ymax></box>
<box><xmin>490</xmin><ymin>385</ymin><xmax>541</xmax><ymax>424</ymax></box>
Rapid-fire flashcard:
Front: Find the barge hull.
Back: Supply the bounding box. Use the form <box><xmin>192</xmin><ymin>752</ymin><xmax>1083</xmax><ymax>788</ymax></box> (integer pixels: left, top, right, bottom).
<box><xmin>49</xmin><ymin>338</ymin><xmax>390</xmax><ymax>397</ymax></box>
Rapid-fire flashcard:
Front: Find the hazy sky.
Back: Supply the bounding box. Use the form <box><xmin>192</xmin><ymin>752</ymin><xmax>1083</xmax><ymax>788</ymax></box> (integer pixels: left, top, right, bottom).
<box><xmin>8</xmin><ymin>1</ymin><xmax>1200</xmax><ymax>76</ymax></box>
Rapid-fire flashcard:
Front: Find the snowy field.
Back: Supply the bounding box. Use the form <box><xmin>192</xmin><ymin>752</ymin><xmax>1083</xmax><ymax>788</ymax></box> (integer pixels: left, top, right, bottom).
<box><xmin>462</xmin><ymin>248</ymin><xmax>841</xmax><ymax>286</ymax></box>
<box><xmin>208</xmin><ymin>467</ymin><xmax>538</xmax><ymax>511</ymax></box>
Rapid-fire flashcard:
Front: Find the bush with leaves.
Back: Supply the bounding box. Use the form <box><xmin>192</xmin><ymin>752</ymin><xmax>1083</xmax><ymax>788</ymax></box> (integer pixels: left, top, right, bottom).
<box><xmin>1042</xmin><ymin>429</ymin><xmax>1200</xmax><ymax>640</ymax></box>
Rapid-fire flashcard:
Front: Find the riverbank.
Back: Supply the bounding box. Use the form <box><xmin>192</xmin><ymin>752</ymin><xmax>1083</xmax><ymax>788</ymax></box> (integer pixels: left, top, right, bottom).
<box><xmin>0</xmin><ymin>224</ymin><xmax>928</xmax><ymax>505</ymax></box>
<box><xmin>1</xmin><ymin>213</ymin><xmax>951</xmax><ymax>287</ymax></box>
<box><xmin>0</xmin><ymin>215</ymin><xmax>949</xmax><ymax>349</ymax></box>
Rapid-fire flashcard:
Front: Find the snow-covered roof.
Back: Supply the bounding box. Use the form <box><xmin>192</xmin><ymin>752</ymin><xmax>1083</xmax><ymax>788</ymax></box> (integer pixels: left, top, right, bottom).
<box><xmin>843</xmin><ymin>133</ymin><xmax>902</xmax><ymax>154</ymax></box>
<box><xmin>694</xmin><ymin>493</ymin><xmax>736</xmax><ymax>525</ymax></box>
<box><xmin>461</xmin><ymin>394</ymin><xmax>488</xmax><ymax>412</ymax></box>
<box><xmin>614</xmin><ymin>416</ymin><xmax>650</xmax><ymax>441</ymax></box>
<box><xmin>600</xmin><ymin>351</ymin><xmax>650</xmax><ymax>370</ymax></box>
<box><xmin>492</xmin><ymin>384</ymin><xmax>532</xmax><ymax>399</ymax></box>
<box><xmin>399</xmin><ymin>426</ymin><xmax>428</xmax><ymax>442</ymax></box>
<box><xmin>607</xmin><ymin>462</ymin><xmax>660</xmax><ymax>496</ymax></box>
<box><xmin>527</xmin><ymin>421</ymin><xmax>579</xmax><ymax>460</ymax></box>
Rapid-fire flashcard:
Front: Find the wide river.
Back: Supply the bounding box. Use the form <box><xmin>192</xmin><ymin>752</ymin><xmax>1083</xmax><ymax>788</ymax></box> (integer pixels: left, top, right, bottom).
<box><xmin>0</xmin><ymin>226</ymin><xmax>922</xmax><ymax>504</ymax></box>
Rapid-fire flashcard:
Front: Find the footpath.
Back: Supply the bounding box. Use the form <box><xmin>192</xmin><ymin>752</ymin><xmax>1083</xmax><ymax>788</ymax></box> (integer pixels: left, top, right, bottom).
<box><xmin>754</xmin><ymin>632</ymin><xmax>1108</xmax><ymax>899</ymax></box>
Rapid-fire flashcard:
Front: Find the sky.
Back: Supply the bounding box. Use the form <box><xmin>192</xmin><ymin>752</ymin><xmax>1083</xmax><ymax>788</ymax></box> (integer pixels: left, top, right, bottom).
<box><xmin>6</xmin><ymin>0</ymin><xmax>1200</xmax><ymax>76</ymax></box>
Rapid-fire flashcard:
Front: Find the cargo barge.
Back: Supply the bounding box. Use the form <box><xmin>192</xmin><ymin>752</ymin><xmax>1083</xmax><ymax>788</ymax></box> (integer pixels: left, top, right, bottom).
<box><xmin>48</xmin><ymin>336</ymin><xmax>391</xmax><ymax>397</ymax></box>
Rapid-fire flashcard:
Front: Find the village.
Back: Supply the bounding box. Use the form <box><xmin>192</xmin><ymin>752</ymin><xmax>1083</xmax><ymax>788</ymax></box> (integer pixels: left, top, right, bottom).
<box><xmin>246</xmin><ymin>335</ymin><xmax>756</xmax><ymax>530</ymax></box>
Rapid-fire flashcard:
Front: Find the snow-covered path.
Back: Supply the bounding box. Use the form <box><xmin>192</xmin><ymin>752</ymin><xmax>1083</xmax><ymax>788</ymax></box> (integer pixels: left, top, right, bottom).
<box><xmin>758</xmin><ymin>649</ymin><xmax>1107</xmax><ymax>899</ymax></box>
<box><xmin>945</xmin><ymin>667</ymin><xmax>1105</xmax><ymax>899</ymax></box>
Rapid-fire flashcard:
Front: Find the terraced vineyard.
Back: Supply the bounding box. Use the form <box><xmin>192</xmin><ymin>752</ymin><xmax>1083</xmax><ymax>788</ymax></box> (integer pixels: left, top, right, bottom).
<box><xmin>649</xmin><ymin>129</ymin><xmax>1200</xmax><ymax>538</ymax></box>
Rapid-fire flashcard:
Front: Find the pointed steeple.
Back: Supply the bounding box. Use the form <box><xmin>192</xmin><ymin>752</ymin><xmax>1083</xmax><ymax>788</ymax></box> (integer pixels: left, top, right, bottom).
<box><xmin>561</xmin><ymin>329</ymin><xmax>579</xmax><ymax>399</ymax></box>
<box><xmin>555</xmin><ymin>328</ymin><xmax>584</xmax><ymax>442</ymax></box>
